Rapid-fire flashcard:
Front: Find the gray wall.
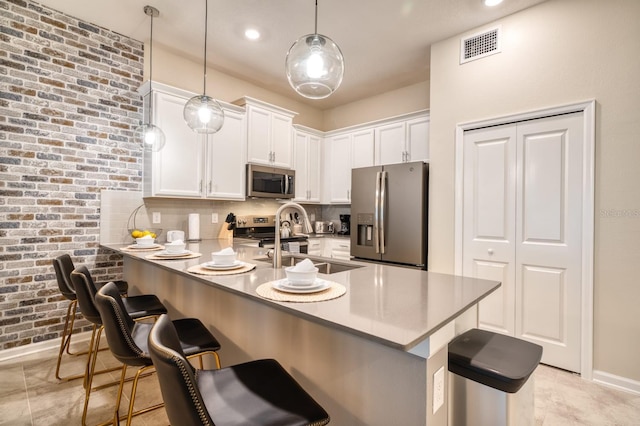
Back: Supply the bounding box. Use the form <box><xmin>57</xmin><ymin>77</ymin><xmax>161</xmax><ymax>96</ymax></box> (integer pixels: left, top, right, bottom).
<box><xmin>0</xmin><ymin>1</ymin><xmax>144</xmax><ymax>349</ymax></box>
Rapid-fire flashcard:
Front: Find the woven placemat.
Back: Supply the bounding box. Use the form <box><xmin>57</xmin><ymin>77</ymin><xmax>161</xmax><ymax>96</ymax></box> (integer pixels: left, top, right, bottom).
<box><xmin>145</xmin><ymin>252</ymin><xmax>202</xmax><ymax>260</ymax></box>
<box><xmin>122</xmin><ymin>244</ymin><xmax>165</xmax><ymax>252</ymax></box>
<box><xmin>256</xmin><ymin>281</ymin><xmax>346</xmax><ymax>303</ymax></box>
<box><xmin>187</xmin><ymin>262</ymin><xmax>257</xmax><ymax>276</ymax></box>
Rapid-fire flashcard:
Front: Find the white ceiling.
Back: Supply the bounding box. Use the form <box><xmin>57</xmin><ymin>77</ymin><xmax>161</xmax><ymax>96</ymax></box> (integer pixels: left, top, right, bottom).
<box><xmin>35</xmin><ymin>0</ymin><xmax>546</xmax><ymax>109</ymax></box>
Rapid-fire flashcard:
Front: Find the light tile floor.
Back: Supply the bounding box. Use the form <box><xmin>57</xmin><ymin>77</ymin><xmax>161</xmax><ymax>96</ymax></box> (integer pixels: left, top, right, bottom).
<box><xmin>1</xmin><ymin>339</ymin><xmax>639</xmax><ymax>425</ymax></box>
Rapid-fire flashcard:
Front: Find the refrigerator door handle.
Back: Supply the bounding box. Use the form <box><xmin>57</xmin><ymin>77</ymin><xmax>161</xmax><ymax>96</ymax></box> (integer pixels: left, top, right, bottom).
<box><xmin>374</xmin><ymin>171</ymin><xmax>381</xmax><ymax>253</ymax></box>
<box><xmin>379</xmin><ymin>170</ymin><xmax>387</xmax><ymax>254</ymax></box>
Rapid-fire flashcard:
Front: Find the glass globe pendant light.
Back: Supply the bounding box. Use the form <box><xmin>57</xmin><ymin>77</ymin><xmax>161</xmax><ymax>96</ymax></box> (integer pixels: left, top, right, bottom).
<box><xmin>183</xmin><ymin>0</ymin><xmax>224</xmax><ymax>134</ymax></box>
<box><xmin>136</xmin><ymin>5</ymin><xmax>166</xmax><ymax>152</ymax></box>
<box><xmin>285</xmin><ymin>0</ymin><xmax>344</xmax><ymax>99</ymax></box>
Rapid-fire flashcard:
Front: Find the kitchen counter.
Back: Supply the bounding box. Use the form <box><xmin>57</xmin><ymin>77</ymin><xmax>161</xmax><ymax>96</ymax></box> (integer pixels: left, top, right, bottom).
<box><xmin>102</xmin><ymin>239</ymin><xmax>500</xmax><ymax>425</ymax></box>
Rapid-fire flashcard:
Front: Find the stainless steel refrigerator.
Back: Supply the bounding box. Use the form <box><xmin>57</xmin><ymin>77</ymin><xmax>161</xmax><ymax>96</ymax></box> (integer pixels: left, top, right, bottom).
<box><xmin>350</xmin><ymin>161</ymin><xmax>428</xmax><ymax>269</ymax></box>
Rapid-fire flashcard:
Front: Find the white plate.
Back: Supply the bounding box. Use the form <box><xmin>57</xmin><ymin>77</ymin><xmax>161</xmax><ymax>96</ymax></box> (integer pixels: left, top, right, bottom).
<box><xmin>272</xmin><ymin>279</ymin><xmax>331</xmax><ymax>294</ymax></box>
<box><xmin>155</xmin><ymin>250</ymin><xmax>192</xmax><ymax>258</ymax></box>
<box><xmin>201</xmin><ymin>260</ymin><xmax>245</xmax><ymax>270</ymax></box>
<box><xmin>128</xmin><ymin>243</ymin><xmax>160</xmax><ymax>249</ymax></box>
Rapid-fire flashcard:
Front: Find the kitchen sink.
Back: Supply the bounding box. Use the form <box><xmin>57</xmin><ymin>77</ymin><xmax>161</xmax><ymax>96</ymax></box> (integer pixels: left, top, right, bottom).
<box><xmin>253</xmin><ymin>255</ymin><xmax>363</xmax><ymax>274</ymax></box>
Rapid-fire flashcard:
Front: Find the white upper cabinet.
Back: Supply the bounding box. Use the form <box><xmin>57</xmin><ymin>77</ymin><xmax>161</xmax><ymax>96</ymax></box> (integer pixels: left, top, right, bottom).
<box><xmin>140</xmin><ymin>82</ymin><xmax>246</xmax><ymax>200</ymax></box>
<box><xmin>323</xmin><ymin>128</ymin><xmax>374</xmax><ymax>204</ymax></box>
<box><xmin>205</xmin><ymin>106</ymin><xmax>246</xmax><ymax>200</ymax></box>
<box><xmin>237</xmin><ymin>97</ymin><xmax>297</xmax><ymax>169</ymax></box>
<box><xmin>293</xmin><ymin>126</ymin><xmax>322</xmax><ymax>203</ymax></box>
<box><xmin>374</xmin><ymin>112</ymin><xmax>430</xmax><ymax>165</ymax></box>
<box><xmin>144</xmin><ymin>86</ymin><xmax>204</xmax><ymax>198</ymax></box>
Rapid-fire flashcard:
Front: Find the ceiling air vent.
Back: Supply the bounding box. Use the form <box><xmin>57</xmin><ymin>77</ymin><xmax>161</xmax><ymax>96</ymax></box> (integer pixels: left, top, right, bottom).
<box><xmin>460</xmin><ymin>26</ymin><xmax>501</xmax><ymax>64</ymax></box>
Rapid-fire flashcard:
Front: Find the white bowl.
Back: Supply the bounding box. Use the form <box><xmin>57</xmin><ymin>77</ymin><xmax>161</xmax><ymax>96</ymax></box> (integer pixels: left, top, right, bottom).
<box><xmin>285</xmin><ymin>266</ymin><xmax>319</xmax><ymax>285</ymax></box>
<box><xmin>211</xmin><ymin>252</ymin><xmax>236</xmax><ymax>265</ymax></box>
<box><xmin>165</xmin><ymin>242</ymin><xmax>186</xmax><ymax>253</ymax></box>
<box><xmin>135</xmin><ymin>237</ymin><xmax>155</xmax><ymax>247</ymax></box>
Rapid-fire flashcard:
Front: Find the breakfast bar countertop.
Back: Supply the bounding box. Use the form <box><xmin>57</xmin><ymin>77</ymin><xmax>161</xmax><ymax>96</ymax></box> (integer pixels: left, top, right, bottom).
<box><xmin>102</xmin><ymin>238</ymin><xmax>500</xmax><ymax>354</ymax></box>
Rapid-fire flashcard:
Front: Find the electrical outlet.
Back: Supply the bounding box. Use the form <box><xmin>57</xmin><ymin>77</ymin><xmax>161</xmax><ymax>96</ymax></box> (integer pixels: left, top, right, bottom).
<box><xmin>211</xmin><ymin>213</ymin><xmax>218</xmax><ymax>224</ymax></box>
<box><xmin>433</xmin><ymin>366</ymin><xmax>445</xmax><ymax>414</ymax></box>
<box><xmin>152</xmin><ymin>212</ymin><xmax>161</xmax><ymax>224</ymax></box>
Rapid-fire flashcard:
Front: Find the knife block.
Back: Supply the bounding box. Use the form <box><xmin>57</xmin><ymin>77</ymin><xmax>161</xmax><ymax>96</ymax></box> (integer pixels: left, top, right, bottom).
<box><xmin>217</xmin><ymin>224</ymin><xmax>234</xmax><ymax>240</ymax></box>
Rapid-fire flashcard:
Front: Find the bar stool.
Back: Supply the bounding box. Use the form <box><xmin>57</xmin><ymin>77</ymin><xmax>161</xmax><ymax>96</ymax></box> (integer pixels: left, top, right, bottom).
<box><xmin>149</xmin><ymin>314</ymin><xmax>330</xmax><ymax>426</ymax></box>
<box><xmin>95</xmin><ymin>282</ymin><xmax>222</xmax><ymax>426</ymax></box>
<box><xmin>52</xmin><ymin>254</ymin><xmax>129</xmax><ymax>381</ymax></box>
<box><xmin>70</xmin><ymin>266</ymin><xmax>168</xmax><ymax>426</ymax></box>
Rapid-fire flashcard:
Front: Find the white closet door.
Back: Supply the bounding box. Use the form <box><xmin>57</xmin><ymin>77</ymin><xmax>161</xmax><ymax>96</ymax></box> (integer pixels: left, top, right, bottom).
<box><xmin>462</xmin><ymin>112</ymin><xmax>584</xmax><ymax>373</ymax></box>
<box><xmin>462</xmin><ymin>125</ymin><xmax>517</xmax><ymax>336</ymax></box>
<box><xmin>515</xmin><ymin>113</ymin><xmax>583</xmax><ymax>371</ymax></box>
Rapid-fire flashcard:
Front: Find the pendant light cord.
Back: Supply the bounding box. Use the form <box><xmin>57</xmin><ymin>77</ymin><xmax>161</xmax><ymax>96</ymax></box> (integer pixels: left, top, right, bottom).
<box><xmin>148</xmin><ymin>10</ymin><xmax>154</xmax><ymax>124</ymax></box>
<box><xmin>203</xmin><ymin>0</ymin><xmax>208</xmax><ymax>96</ymax></box>
<box><xmin>314</xmin><ymin>0</ymin><xmax>318</xmax><ymax>35</ymax></box>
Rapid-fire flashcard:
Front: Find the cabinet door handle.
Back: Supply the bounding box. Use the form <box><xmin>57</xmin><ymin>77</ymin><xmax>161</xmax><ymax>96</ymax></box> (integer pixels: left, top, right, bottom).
<box><xmin>208</xmin><ymin>181</ymin><xmax>212</xmax><ymax>193</ymax></box>
<box><xmin>199</xmin><ymin>181</ymin><xmax>203</xmax><ymax>193</ymax></box>
<box><xmin>347</xmin><ymin>189</ymin><xmax>350</xmax><ymax>200</ymax></box>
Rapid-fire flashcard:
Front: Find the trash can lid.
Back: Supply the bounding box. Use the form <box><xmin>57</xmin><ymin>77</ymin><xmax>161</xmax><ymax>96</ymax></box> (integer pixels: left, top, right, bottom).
<box><xmin>448</xmin><ymin>328</ymin><xmax>543</xmax><ymax>393</ymax></box>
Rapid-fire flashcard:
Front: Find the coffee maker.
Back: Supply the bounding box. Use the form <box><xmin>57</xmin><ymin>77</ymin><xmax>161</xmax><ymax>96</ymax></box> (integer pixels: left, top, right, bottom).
<box><xmin>338</xmin><ymin>214</ymin><xmax>351</xmax><ymax>235</ymax></box>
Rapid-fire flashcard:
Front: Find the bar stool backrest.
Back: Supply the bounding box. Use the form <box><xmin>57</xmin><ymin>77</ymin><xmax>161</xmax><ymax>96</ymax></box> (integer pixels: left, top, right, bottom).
<box><xmin>94</xmin><ymin>282</ymin><xmax>147</xmax><ymax>366</ymax></box>
<box><xmin>53</xmin><ymin>254</ymin><xmax>77</xmax><ymax>300</ymax></box>
<box><xmin>148</xmin><ymin>314</ymin><xmax>212</xmax><ymax>426</ymax></box>
<box><xmin>70</xmin><ymin>266</ymin><xmax>102</xmax><ymax>325</ymax></box>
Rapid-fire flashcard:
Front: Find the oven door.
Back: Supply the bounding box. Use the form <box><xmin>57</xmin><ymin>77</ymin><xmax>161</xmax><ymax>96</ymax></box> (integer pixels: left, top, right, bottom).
<box><xmin>247</xmin><ymin>164</ymin><xmax>295</xmax><ymax>198</ymax></box>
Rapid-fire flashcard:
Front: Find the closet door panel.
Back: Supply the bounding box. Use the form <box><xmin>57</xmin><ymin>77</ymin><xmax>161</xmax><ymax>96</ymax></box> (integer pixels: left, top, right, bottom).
<box><xmin>515</xmin><ymin>113</ymin><xmax>584</xmax><ymax>372</ymax></box>
<box><xmin>462</xmin><ymin>125</ymin><xmax>517</xmax><ymax>335</ymax></box>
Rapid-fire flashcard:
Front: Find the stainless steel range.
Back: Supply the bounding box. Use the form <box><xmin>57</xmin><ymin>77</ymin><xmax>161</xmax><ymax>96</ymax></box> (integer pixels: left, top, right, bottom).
<box><xmin>233</xmin><ymin>214</ymin><xmax>308</xmax><ymax>253</ymax></box>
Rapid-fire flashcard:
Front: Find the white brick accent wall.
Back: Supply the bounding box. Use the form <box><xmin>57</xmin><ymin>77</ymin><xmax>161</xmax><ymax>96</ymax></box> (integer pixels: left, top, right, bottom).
<box><xmin>0</xmin><ymin>0</ymin><xmax>144</xmax><ymax>349</ymax></box>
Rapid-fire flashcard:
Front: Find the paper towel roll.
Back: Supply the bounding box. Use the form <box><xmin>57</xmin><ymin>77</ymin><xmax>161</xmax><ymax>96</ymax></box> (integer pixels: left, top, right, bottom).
<box><xmin>188</xmin><ymin>213</ymin><xmax>201</xmax><ymax>241</ymax></box>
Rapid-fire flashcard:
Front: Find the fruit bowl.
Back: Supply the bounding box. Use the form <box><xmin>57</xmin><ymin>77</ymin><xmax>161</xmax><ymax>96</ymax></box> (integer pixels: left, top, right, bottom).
<box><xmin>128</xmin><ymin>228</ymin><xmax>163</xmax><ymax>242</ymax></box>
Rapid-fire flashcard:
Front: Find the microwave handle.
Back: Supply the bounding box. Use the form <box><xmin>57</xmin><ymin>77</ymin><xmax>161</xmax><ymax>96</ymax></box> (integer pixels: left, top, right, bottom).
<box><xmin>283</xmin><ymin>174</ymin><xmax>289</xmax><ymax>195</ymax></box>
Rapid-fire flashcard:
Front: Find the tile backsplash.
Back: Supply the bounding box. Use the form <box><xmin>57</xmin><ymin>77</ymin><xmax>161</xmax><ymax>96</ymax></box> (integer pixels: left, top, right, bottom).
<box><xmin>100</xmin><ymin>190</ymin><xmax>338</xmax><ymax>243</ymax></box>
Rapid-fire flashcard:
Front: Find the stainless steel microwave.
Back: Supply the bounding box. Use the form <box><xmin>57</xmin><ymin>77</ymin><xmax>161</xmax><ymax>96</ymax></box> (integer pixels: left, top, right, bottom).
<box><xmin>246</xmin><ymin>164</ymin><xmax>295</xmax><ymax>199</ymax></box>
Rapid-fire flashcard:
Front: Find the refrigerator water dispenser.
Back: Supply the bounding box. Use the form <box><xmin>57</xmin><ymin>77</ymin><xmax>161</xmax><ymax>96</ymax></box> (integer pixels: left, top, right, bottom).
<box><xmin>356</xmin><ymin>213</ymin><xmax>374</xmax><ymax>247</ymax></box>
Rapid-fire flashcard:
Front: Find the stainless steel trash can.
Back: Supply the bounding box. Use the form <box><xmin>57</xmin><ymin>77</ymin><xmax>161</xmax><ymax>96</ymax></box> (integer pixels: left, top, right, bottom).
<box><xmin>448</xmin><ymin>329</ymin><xmax>543</xmax><ymax>426</ymax></box>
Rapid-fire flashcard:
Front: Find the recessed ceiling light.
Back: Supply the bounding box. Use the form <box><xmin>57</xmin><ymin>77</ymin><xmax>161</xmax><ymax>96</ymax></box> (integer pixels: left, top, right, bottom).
<box><xmin>245</xmin><ymin>28</ymin><xmax>260</xmax><ymax>40</ymax></box>
<box><xmin>484</xmin><ymin>0</ymin><xmax>503</xmax><ymax>6</ymax></box>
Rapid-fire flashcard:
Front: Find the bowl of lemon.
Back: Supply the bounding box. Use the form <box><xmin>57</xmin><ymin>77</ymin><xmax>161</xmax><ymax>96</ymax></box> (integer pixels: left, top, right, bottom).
<box><xmin>129</xmin><ymin>228</ymin><xmax>162</xmax><ymax>242</ymax></box>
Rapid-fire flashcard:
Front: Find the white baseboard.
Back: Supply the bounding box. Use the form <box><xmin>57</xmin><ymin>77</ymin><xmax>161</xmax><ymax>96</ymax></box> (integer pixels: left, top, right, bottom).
<box><xmin>592</xmin><ymin>369</ymin><xmax>640</xmax><ymax>396</ymax></box>
<box><xmin>0</xmin><ymin>331</ymin><xmax>93</xmax><ymax>362</ymax></box>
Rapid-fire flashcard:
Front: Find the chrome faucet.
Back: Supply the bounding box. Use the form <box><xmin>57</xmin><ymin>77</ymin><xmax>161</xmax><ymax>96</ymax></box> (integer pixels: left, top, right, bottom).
<box><xmin>273</xmin><ymin>202</ymin><xmax>313</xmax><ymax>268</ymax></box>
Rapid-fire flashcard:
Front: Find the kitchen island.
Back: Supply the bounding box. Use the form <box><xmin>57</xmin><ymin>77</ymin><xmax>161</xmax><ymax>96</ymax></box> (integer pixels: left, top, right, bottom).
<box><xmin>102</xmin><ymin>239</ymin><xmax>500</xmax><ymax>426</ymax></box>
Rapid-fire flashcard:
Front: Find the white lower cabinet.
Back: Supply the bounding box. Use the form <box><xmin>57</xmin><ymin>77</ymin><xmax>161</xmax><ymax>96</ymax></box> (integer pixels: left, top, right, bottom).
<box><xmin>141</xmin><ymin>82</ymin><xmax>245</xmax><ymax>200</ymax></box>
<box><xmin>328</xmin><ymin>239</ymin><xmax>351</xmax><ymax>260</ymax></box>
<box><xmin>307</xmin><ymin>239</ymin><xmax>323</xmax><ymax>256</ymax></box>
<box><xmin>307</xmin><ymin>238</ymin><xmax>351</xmax><ymax>260</ymax></box>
